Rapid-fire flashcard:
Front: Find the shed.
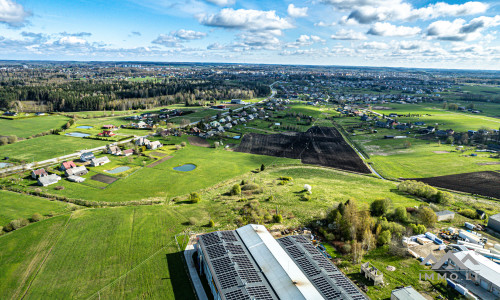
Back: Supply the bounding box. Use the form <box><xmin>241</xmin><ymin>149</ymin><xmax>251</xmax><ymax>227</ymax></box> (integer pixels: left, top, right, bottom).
<box><xmin>488</xmin><ymin>213</ymin><xmax>500</xmax><ymax>233</ymax></box>
<box><xmin>38</xmin><ymin>174</ymin><xmax>61</xmax><ymax>186</ymax></box>
<box><xmin>65</xmin><ymin>166</ymin><xmax>88</xmax><ymax>177</ymax></box>
<box><xmin>391</xmin><ymin>286</ymin><xmax>426</xmax><ymax>300</ymax></box>
<box><xmin>436</xmin><ymin>210</ymin><xmax>455</xmax><ymax>222</ymax></box>
<box><xmin>67</xmin><ymin>175</ymin><xmax>85</xmax><ymax>183</ymax></box>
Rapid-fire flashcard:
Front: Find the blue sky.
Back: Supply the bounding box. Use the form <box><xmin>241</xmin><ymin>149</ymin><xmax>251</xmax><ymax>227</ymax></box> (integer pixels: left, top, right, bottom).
<box><xmin>0</xmin><ymin>0</ymin><xmax>499</xmax><ymax>69</ymax></box>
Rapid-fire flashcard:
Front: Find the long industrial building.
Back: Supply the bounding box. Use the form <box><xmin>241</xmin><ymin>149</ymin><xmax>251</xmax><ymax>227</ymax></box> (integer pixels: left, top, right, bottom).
<box><xmin>196</xmin><ymin>224</ymin><xmax>367</xmax><ymax>300</ymax></box>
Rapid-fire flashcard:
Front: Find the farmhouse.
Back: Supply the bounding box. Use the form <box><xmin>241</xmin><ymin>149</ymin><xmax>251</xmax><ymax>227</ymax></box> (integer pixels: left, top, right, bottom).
<box><xmin>231</xmin><ymin>99</ymin><xmax>245</xmax><ymax>104</ymax></box>
<box><xmin>122</xmin><ymin>149</ymin><xmax>134</xmax><ymax>156</ymax></box>
<box><xmin>488</xmin><ymin>213</ymin><xmax>500</xmax><ymax>233</ymax></box>
<box><xmin>38</xmin><ymin>174</ymin><xmax>61</xmax><ymax>186</ymax></box>
<box><xmin>102</xmin><ymin>125</ymin><xmax>116</xmax><ymax>130</ymax></box>
<box><xmin>31</xmin><ymin>168</ymin><xmax>48</xmax><ymax>179</ymax></box>
<box><xmin>98</xmin><ymin>130</ymin><xmax>116</xmax><ymax>137</ymax></box>
<box><xmin>391</xmin><ymin>286</ymin><xmax>426</xmax><ymax>300</ymax></box>
<box><xmin>135</xmin><ymin>137</ymin><xmax>151</xmax><ymax>146</ymax></box>
<box><xmin>107</xmin><ymin>145</ymin><xmax>122</xmax><ymax>155</ymax></box>
<box><xmin>80</xmin><ymin>152</ymin><xmax>95</xmax><ymax>162</ymax></box>
<box><xmin>90</xmin><ymin>156</ymin><xmax>110</xmax><ymax>167</ymax></box>
<box><xmin>147</xmin><ymin>141</ymin><xmax>162</xmax><ymax>150</ymax></box>
<box><xmin>436</xmin><ymin>210</ymin><xmax>455</xmax><ymax>222</ymax></box>
<box><xmin>60</xmin><ymin>161</ymin><xmax>77</xmax><ymax>171</ymax></box>
<box><xmin>65</xmin><ymin>165</ymin><xmax>88</xmax><ymax>177</ymax></box>
<box><xmin>196</xmin><ymin>224</ymin><xmax>366</xmax><ymax>300</ymax></box>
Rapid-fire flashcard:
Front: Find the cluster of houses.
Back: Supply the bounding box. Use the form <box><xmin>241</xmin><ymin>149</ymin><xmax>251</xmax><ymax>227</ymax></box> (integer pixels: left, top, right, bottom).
<box><xmin>199</xmin><ymin>110</ymin><xmax>260</xmax><ymax>139</ymax></box>
<box><xmin>97</xmin><ymin>125</ymin><xmax>117</xmax><ymax>137</ymax></box>
<box><xmin>125</xmin><ymin>109</ymin><xmax>188</xmax><ymax>129</ymax></box>
<box><xmin>134</xmin><ymin>137</ymin><xmax>163</xmax><ymax>150</ymax></box>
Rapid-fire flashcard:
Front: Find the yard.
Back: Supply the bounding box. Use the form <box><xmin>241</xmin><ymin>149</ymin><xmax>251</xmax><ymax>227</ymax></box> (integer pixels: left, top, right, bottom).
<box><xmin>0</xmin><ymin>115</ymin><xmax>69</xmax><ymax>138</ymax></box>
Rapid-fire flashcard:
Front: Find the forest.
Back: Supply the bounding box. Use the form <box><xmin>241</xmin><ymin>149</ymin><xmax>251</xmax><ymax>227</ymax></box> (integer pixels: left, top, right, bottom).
<box><xmin>0</xmin><ymin>78</ymin><xmax>270</xmax><ymax>112</ymax></box>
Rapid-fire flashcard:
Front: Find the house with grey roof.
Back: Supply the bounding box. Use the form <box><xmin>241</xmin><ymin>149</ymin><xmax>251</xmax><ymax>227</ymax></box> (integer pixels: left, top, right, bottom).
<box><xmin>38</xmin><ymin>174</ymin><xmax>61</xmax><ymax>187</ymax></box>
<box><xmin>90</xmin><ymin>156</ymin><xmax>111</xmax><ymax>167</ymax></box>
<box><xmin>391</xmin><ymin>286</ymin><xmax>426</xmax><ymax>300</ymax></box>
<box><xmin>65</xmin><ymin>165</ymin><xmax>88</xmax><ymax>177</ymax></box>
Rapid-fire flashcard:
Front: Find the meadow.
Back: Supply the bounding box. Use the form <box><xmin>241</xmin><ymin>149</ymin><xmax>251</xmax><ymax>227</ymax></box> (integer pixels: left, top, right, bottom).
<box><xmin>0</xmin><ymin>115</ymin><xmax>69</xmax><ymax>138</ymax></box>
<box><xmin>39</xmin><ymin>145</ymin><xmax>298</xmax><ymax>202</ymax></box>
<box><xmin>0</xmin><ymin>135</ymin><xmax>109</xmax><ymax>161</ymax></box>
<box><xmin>0</xmin><ymin>190</ymin><xmax>73</xmax><ymax>226</ymax></box>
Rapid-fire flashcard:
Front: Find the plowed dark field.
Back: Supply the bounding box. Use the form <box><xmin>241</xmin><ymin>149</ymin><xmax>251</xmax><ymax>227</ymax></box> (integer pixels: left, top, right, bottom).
<box><xmin>410</xmin><ymin>171</ymin><xmax>500</xmax><ymax>199</ymax></box>
<box><xmin>236</xmin><ymin>126</ymin><xmax>371</xmax><ymax>173</ymax></box>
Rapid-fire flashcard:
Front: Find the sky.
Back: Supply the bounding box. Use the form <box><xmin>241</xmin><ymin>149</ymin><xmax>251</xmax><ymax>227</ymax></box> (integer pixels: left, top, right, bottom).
<box><xmin>0</xmin><ymin>0</ymin><xmax>499</xmax><ymax>69</ymax></box>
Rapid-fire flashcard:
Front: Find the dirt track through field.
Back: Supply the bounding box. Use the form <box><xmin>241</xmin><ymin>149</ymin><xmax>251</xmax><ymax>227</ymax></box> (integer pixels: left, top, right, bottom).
<box><xmin>236</xmin><ymin>126</ymin><xmax>371</xmax><ymax>173</ymax></box>
<box><xmin>188</xmin><ymin>136</ymin><xmax>210</xmax><ymax>147</ymax></box>
<box><xmin>147</xmin><ymin>156</ymin><xmax>173</xmax><ymax>168</ymax></box>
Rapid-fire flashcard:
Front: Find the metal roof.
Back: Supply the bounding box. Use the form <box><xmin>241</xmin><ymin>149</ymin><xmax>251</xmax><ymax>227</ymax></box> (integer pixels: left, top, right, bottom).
<box><xmin>489</xmin><ymin>213</ymin><xmax>500</xmax><ymax>222</ymax></box>
<box><xmin>436</xmin><ymin>210</ymin><xmax>455</xmax><ymax>216</ymax></box>
<box><xmin>198</xmin><ymin>224</ymin><xmax>366</xmax><ymax>300</ymax></box>
<box><xmin>277</xmin><ymin>235</ymin><xmax>367</xmax><ymax>300</ymax></box>
<box><xmin>455</xmin><ymin>250</ymin><xmax>500</xmax><ymax>288</ymax></box>
<box><xmin>391</xmin><ymin>286</ymin><xmax>426</xmax><ymax>300</ymax></box>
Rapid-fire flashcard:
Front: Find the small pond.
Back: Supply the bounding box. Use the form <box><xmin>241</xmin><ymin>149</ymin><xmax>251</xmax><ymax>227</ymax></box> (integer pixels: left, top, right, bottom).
<box><xmin>0</xmin><ymin>162</ymin><xmax>13</xmax><ymax>168</ymax></box>
<box><xmin>65</xmin><ymin>132</ymin><xmax>91</xmax><ymax>138</ymax></box>
<box><xmin>173</xmin><ymin>164</ymin><xmax>197</xmax><ymax>172</ymax></box>
<box><xmin>233</xmin><ymin>136</ymin><xmax>240</xmax><ymax>139</ymax></box>
<box><xmin>105</xmin><ymin>166</ymin><xmax>131</xmax><ymax>174</ymax></box>
<box><xmin>77</xmin><ymin>125</ymin><xmax>93</xmax><ymax>129</ymax></box>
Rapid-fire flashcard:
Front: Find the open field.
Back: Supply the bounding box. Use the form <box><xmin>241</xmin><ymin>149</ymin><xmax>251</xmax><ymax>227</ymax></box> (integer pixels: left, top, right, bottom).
<box><xmin>36</xmin><ymin>146</ymin><xmax>298</xmax><ymax>202</ymax></box>
<box><xmin>0</xmin><ymin>190</ymin><xmax>73</xmax><ymax>226</ymax></box>
<box><xmin>0</xmin><ymin>206</ymin><xmax>194</xmax><ymax>299</ymax></box>
<box><xmin>0</xmin><ymin>115</ymin><xmax>69</xmax><ymax>138</ymax></box>
<box><xmin>372</xmin><ymin>104</ymin><xmax>500</xmax><ymax>131</ymax></box>
<box><xmin>0</xmin><ymin>135</ymin><xmax>109</xmax><ymax>161</ymax></box>
<box><xmin>237</xmin><ymin>126</ymin><xmax>371</xmax><ymax>173</ymax></box>
<box><xmin>411</xmin><ymin>171</ymin><xmax>500</xmax><ymax>199</ymax></box>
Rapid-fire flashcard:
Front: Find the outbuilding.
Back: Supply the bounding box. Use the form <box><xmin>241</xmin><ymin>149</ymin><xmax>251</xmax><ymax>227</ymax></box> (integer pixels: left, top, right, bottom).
<box><xmin>436</xmin><ymin>210</ymin><xmax>455</xmax><ymax>222</ymax></box>
<box><xmin>488</xmin><ymin>213</ymin><xmax>500</xmax><ymax>233</ymax></box>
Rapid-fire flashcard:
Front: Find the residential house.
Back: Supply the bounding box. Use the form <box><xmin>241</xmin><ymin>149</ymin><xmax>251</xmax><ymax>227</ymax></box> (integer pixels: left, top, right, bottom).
<box><xmin>98</xmin><ymin>130</ymin><xmax>116</xmax><ymax>137</ymax></box>
<box><xmin>38</xmin><ymin>174</ymin><xmax>61</xmax><ymax>186</ymax></box>
<box><xmin>360</xmin><ymin>115</ymin><xmax>372</xmax><ymax>121</ymax></box>
<box><xmin>107</xmin><ymin>145</ymin><xmax>122</xmax><ymax>155</ymax></box>
<box><xmin>217</xmin><ymin>126</ymin><xmax>225</xmax><ymax>133</ymax></box>
<box><xmin>224</xmin><ymin>123</ymin><xmax>232</xmax><ymax>130</ymax></box>
<box><xmin>122</xmin><ymin>149</ymin><xmax>134</xmax><ymax>156</ymax></box>
<box><xmin>31</xmin><ymin>168</ymin><xmax>48</xmax><ymax>179</ymax></box>
<box><xmin>231</xmin><ymin>99</ymin><xmax>244</xmax><ymax>104</ymax></box>
<box><xmin>226</xmin><ymin>116</ymin><xmax>232</xmax><ymax>122</ymax></box>
<box><xmin>60</xmin><ymin>161</ymin><xmax>77</xmax><ymax>171</ymax></box>
<box><xmin>90</xmin><ymin>156</ymin><xmax>111</xmax><ymax>167</ymax></box>
<box><xmin>147</xmin><ymin>141</ymin><xmax>163</xmax><ymax>150</ymax></box>
<box><xmin>67</xmin><ymin>175</ymin><xmax>85</xmax><ymax>183</ymax></box>
<box><xmin>102</xmin><ymin>125</ymin><xmax>116</xmax><ymax>130</ymax></box>
<box><xmin>65</xmin><ymin>166</ymin><xmax>88</xmax><ymax>177</ymax></box>
<box><xmin>80</xmin><ymin>152</ymin><xmax>95</xmax><ymax>162</ymax></box>
<box><xmin>135</xmin><ymin>137</ymin><xmax>151</xmax><ymax>146</ymax></box>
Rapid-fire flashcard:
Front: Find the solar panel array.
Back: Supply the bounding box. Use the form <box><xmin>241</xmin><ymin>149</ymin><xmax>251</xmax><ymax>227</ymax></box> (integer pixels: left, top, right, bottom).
<box><xmin>199</xmin><ymin>231</ymin><xmax>279</xmax><ymax>300</ymax></box>
<box><xmin>277</xmin><ymin>235</ymin><xmax>368</xmax><ymax>300</ymax></box>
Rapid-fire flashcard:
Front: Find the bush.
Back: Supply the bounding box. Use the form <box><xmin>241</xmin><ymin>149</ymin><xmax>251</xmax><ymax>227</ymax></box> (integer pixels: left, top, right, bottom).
<box><xmin>188</xmin><ymin>217</ymin><xmax>197</xmax><ymax>225</ymax></box>
<box><xmin>377</xmin><ymin>230</ymin><xmax>391</xmax><ymax>246</ymax></box>
<box><xmin>31</xmin><ymin>213</ymin><xmax>44</xmax><ymax>222</ymax></box>
<box><xmin>208</xmin><ymin>219</ymin><xmax>215</xmax><ymax>227</ymax></box>
<box><xmin>418</xmin><ymin>206</ymin><xmax>437</xmax><ymax>227</ymax></box>
<box><xmin>7</xmin><ymin>135</ymin><xmax>17</xmax><ymax>144</ymax></box>
<box><xmin>394</xmin><ymin>207</ymin><xmax>408</xmax><ymax>223</ymax></box>
<box><xmin>189</xmin><ymin>192</ymin><xmax>201</xmax><ymax>203</ymax></box>
<box><xmin>0</xmin><ymin>137</ymin><xmax>8</xmax><ymax>145</ymax></box>
<box><xmin>459</xmin><ymin>209</ymin><xmax>478</xmax><ymax>219</ymax></box>
<box><xmin>230</xmin><ymin>184</ymin><xmax>241</xmax><ymax>196</ymax></box>
<box><xmin>278</xmin><ymin>176</ymin><xmax>293</xmax><ymax>181</ymax></box>
<box><xmin>301</xmin><ymin>194</ymin><xmax>311</xmax><ymax>201</ymax></box>
<box><xmin>266</xmin><ymin>195</ymin><xmax>274</xmax><ymax>201</ymax></box>
<box><xmin>409</xmin><ymin>223</ymin><xmax>426</xmax><ymax>235</ymax></box>
<box><xmin>9</xmin><ymin>218</ymin><xmax>29</xmax><ymax>231</ymax></box>
<box><xmin>241</xmin><ymin>183</ymin><xmax>260</xmax><ymax>191</ymax></box>
<box><xmin>180</xmin><ymin>141</ymin><xmax>187</xmax><ymax>147</ymax></box>
<box><xmin>273</xmin><ymin>214</ymin><xmax>283</xmax><ymax>223</ymax></box>
<box><xmin>260</xmin><ymin>164</ymin><xmax>265</xmax><ymax>171</ymax></box>
<box><xmin>370</xmin><ymin>198</ymin><xmax>391</xmax><ymax>216</ymax></box>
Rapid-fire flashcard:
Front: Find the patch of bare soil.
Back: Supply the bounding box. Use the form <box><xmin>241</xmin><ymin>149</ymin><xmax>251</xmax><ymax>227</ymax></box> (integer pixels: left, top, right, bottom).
<box><xmin>91</xmin><ymin>173</ymin><xmax>118</xmax><ymax>184</ymax></box>
<box><xmin>188</xmin><ymin>136</ymin><xmax>210</xmax><ymax>147</ymax></box>
<box><xmin>147</xmin><ymin>156</ymin><xmax>173</xmax><ymax>168</ymax></box>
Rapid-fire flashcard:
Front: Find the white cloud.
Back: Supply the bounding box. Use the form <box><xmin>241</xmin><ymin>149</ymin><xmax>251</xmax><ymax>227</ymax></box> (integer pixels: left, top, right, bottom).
<box><xmin>287</xmin><ymin>4</ymin><xmax>308</xmax><ymax>18</ymax></box>
<box><xmin>360</xmin><ymin>41</ymin><xmax>390</xmax><ymax>49</ymax></box>
<box><xmin>0</xmin><ymin>0</ymin><xmax>30</xmax><ymax>27</ymax></box>
<box><xmin>367</xmin><ymin>22</ymin><xmax>421</xmax><ymax>36</ymax></box>
<box><xmin>57</xmin><ymin>36</ymin><xmax>88</xmax><ymax>45</ymax></box>
<box><xmin>200</xmin><ymin>8</ymin><xmax>293</xmax><ymax>32</ymax></box>
<box><xmin>331</xmin><ymin>29</ymin><xmax>367</xmax><ymax>40</ymax></box>
<box><xmin>323</xmin><ymin>0</ymin><xmax>489</xmax><ymax>24</ymax></box>
<box><xmin>173</xmin><ymin>29</ymin><xmax>207</xmax><ymax>40</ymax></box>
<box><xmin>204</xmin><ymin>0</ymin><xmax>235</xmax><ymax>6</ymax></box>
<box><xmin>287</xmin><ymin>34</ymin><xmax>325</xmax><ymax>48</ymax></box>
<box><xmin>207</xmin><ymin>42</ymin><xmax>225</xmax><ymax>50</ymax></box>
<box><xmin>152</xmin><ymin>34</ymin><xmax>183</xmax><ymax>47</ymax></box>
<box><xmin>426</xmin><ymin>16</ymin><xmax>500</xmax><ymax>41</ymax></box>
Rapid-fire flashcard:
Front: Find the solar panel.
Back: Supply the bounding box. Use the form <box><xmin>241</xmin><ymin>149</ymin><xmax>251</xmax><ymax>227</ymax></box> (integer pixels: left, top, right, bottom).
<box><xmin>232</xmin><ymin>255</ymin><xmax>254</xmax><ymax>270</ymax></box>
<box><xmin>286</xmin><ymin>245</ymin><xmax>304</xmax><ymax>259</ymax></box>
<box><xmin>238</xmin><ymin>268</ymin><xmax>262</xmax><ymax>283</ymax></box>
<box><xmin>279</xmin><ymin>236</ymin><xmax>294</xmax><ymax>247</ymax></box>
<box><xmin>225</xmin><ymin>289</ymin><xmax>250</xmax><ymax>300</ymax></box>
<box><xmin>212</xmin><ymin>257</ymin><xmax>234</xmax><ymax>274</ymax></box>
<box><xmin>221</xmin><ymin>231</ymin><xmax>238</xmax><ymax>242</ymax></box>
<box><xmin>296</xmin><ymin>257</ymin><xmax>321</xmax><ymax>277</ymax></box>
<box><xmin>311</xmin><ymin>276</ymin><xmax>342</xmax><ymax>300</ymax></box>
<box><xmin>201</xmin><ymin>232</ymin><xmax>221</xmax><ymax>246</ymax></box>
<box><xmin>206</xmin><ymin>244</ymin><xmax>227</xmax><ymax>259</ymax></box>
<box><xmin>247</xmin><ymin>286</ymin><xmax>275</xmax><ymax>300</ymax></box>
<box><xmin>291</xmin><ymin>235</ymin><xmax>308</xmax><ymax>243</ymax></box>
<box><xmin>218</xmin><ymin>270</ymin><xmax>239</xmax><ymax>289</ymax></box>
<box><xmin>226</xmin><ymin>243</ymin><xmax>245</xmax><ymax>255</ymax></box>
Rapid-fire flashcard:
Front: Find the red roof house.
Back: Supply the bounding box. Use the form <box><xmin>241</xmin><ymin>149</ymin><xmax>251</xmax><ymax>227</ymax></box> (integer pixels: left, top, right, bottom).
<box><xmin>98</xmin><ymin>130</ymin><xmax>116</xmax><ymax>137</ymax></box>
<box><xmin>31</xmin><ymin>168</ymin><xmax>48</xmax><ymax>179</ymax></box>
<box><xmin>60</xmin><ymin>161</ymin><xmax>77</xmax><ymax>171</ymax></box>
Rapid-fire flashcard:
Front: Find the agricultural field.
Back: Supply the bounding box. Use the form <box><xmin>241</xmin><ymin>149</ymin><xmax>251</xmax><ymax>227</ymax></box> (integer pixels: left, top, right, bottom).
<box><xmin>0</xmin><ymin>190</ymin><xmax>74</xmax><ymax>226</ymax></box>
<box><xmin>0</xmin><ymin>206</ymin><xmax>194</xmax><ymax>299</ymax></box>
<box><xmin>371</xmin><ymin>104</ymin><xmax>500</xmax><ymax>132</ymax></box>
<box><xmin>0</xmin><ymin>135</ymin><xmax>109</xmax><ymax>161</ymax></box>
<box><xmin>0</xmin><ymin>115</ymin><xmax>69</xmax><ymax>138</ymax></box>
<box><xmin>236</xmin><ymin>126</ymin><xmax>371</xmax><ymax>174</ymax></box>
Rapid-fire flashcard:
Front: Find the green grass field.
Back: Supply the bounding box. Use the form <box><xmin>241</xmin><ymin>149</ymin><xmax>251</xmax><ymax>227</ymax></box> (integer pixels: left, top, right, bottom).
<box><xmin>0</xmin><ymin>115</ymin><xmax>69</xmax><ymax>138</ymax></box>
<box><xmin>0</xmin><ymin>206</ymin><xmax>194</xmax><ymax>299</ymax></box>
<box><xmin>0</xmin><ymin>135</ymin><xmax>109</xmax><ymax>161</ymax></box>
<box><xmin>39</xmin><ymin>146</ymin><xmax>298</xmax><ymax>202</ymax></box>
<box><xmin>0</xmin><ymin>190</ymin><xmax>73</xmax><ymax>226</ymax></box>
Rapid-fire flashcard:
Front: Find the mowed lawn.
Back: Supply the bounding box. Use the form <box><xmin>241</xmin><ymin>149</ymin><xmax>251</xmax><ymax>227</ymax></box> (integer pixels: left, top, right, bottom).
<box><xmin>0</xmin><ymin>135</ymin><xmax>109</xmax><ymax>161</ymax></box>
<box><xmin>0</xmin><ymin>206</ymin><xmax>195</xmax><ymax>299</ymax></box>
<box><xmin>43</xmin><ymin>146</ymin><xmax>299</xmax><ymax>202</ymax></box>
<box><xmin>0</xmin><ymin>190</ymin><xmax>73</xmax><ymax>226</ymax></box>
<box><xmin>0</xmin><ymin>115</ymin><xmax>69</xmax><ymax>138</ymax></box>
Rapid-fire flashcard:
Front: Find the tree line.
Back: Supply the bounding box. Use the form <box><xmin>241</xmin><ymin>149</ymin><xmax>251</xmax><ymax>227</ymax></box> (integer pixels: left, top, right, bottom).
<box><xmin>0</xmin><ymin>78</ymin><xmax>270</xmax><ymax>112</ymax></box>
